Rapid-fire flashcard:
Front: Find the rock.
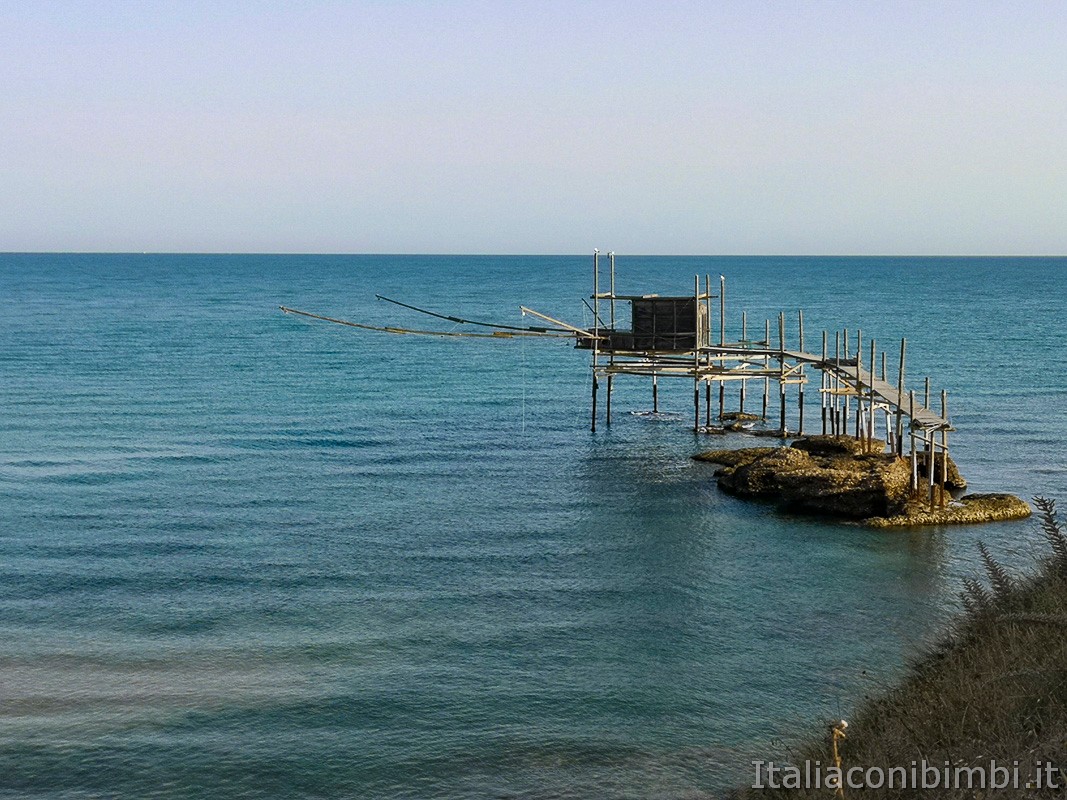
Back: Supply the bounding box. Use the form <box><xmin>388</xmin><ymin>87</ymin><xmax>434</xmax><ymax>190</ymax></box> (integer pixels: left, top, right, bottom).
<box><xmin>691</xmin><ymin>441</ymin><xmax>1025</xmax><ymax>527</ymax></box>
<box><xmin>866</xmin><ymin>493</ymin><xmax>1031</xmax><ymax>528</ymax></box>
<box><xmin>698</xmin><ymin>425</ymin><xmax>728</xmax><ymax>435</ymax></box>
<box><xmin>778</xmin><ymin>456</ymin><xmax>911</xmax><ymax>519</ymax></box>
<box><xmin>789</xmin><ymin>435</ymin><xmax>868</xmax><ymax>456</ymax></box>
<box><xmin>718</xmin><ymin>447</ymin><xmax>816</xmax><ymax>498</ymax></box>
<box><xmin>692</xmin><ymin>447</ymin><xmax>776</xmax><ymax>467</ymax></box>
<box><xmin>724</xmin><ymin>421</ymin><xmax>758</xmax><ymax>432</ymax></box>
<box><xmin>720</xmin><ymin>411</ymin><xmax>761</xmax><ymax>421</ymax></box>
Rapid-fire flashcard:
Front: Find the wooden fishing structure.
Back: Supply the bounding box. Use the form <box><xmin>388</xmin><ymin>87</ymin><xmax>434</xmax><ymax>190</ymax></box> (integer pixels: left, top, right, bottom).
<box><xmin>280</xmin><ymin>250</ymin><xmax>956</xmax><ymax>509</ymax></box>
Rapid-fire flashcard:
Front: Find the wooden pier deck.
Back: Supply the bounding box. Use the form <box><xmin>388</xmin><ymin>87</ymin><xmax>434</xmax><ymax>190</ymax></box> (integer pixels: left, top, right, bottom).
<box><xmin>706</xmin><ymin>346</ymin><xmax>950</xmax><ymax>431</ymax></box>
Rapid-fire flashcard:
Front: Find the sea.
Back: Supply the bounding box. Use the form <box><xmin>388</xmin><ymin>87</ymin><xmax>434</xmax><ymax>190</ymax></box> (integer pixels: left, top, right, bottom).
<box><xmin>2</xmin><ymin>254</ymin><xmax>1065</xmax><ymax>799</ymax></box>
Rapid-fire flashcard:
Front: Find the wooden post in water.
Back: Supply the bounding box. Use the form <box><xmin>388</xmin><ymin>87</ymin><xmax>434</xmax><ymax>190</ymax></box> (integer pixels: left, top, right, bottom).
<box><xmin>591</xmin><ymin>249</ymin><xmax>599</xmax><ymax>432</ymax></box>
<box><xmin>763</xmin><ymin>319</ymin><xmax>770</xmax><ymax>420</ymax></box>
<box><xmin>821</xmin><ymin>330</ymin><xmax>828</xmax><ymax>435</ymax></box>
<box><xmin>609</xmin><ymin>251</ymin><xmax>616</xmax><ymax>329</ymax></box>
<box><xmin>909</xmin><ymin>391</ymin><xmax>917</xmax><ymax>492</ymax></box>
<box><xmin>607</xmin><ymin>252</ymin><xmax>615</xmax><ymax>428</ymax></box>
<box><xmin>606</xmin><ymin>375</ymin><xmax>612</xmax><ymax>426</ymax></box>
<box><xmin>719</xmin><ymin>275</ymin><xmax>726</xmax><ymax>346</ymax></box>
<box><xmin>833</xmin><ymin>330</ymin><xmax>841</xmax><ymax>435</ymax></box>
<box><xmin>706</xmin><ymin>380</ymin><xmax>712</xmax><ymax>427</ymax></box>
<box><xmin>940</xmin><ymin>390</ymin><xmax>949</xmax><ymax>510</ymax></box>
<box><xmin>694</xmin><ymin>274</ymin><xmax>701</xmax><ymax>432</ymax></box>
<box><xmin>778</xmin><ymin>312</ymin><xmax>787</xmax><ymax>433</ymax></box>
<box><xmin>896</xmin><ymin>339</ymin><xmax>906</xmax><ymax>457</ymax></box>
<box><xmin>797</xmin><ymin>310</ymin><xmax>805</xmax><ymax>434</ymax></box>
<box><xmin>694</xmin><ymin>379</ymin><xmax>700</xmax><ymax>433</ymax></box>
<box><xmin>926</xmin><ymin>428</ymin><xmax>935</xmax><ymax>511</ymax></box>
<box><xmin>854</xmin><ymin>330</ymin><xmax>863</xmax><ymax>441</ymax></box>
<box><xmin>842</xmin><ymin>329</ymin><xmax>850</xmax><ymax>436</ymax></box>
<box><xmin>880</xmin><ymin>350</ymin><xmax>890</xmax><ymax>449</ymax></box>
<box><xmin>740</xmin><ymin>311</ymin><xmax>748</xmax><ymax>414</ymax></box>
<box><xmin>652</xmin><ymin>375</ymin><xmax>658</xmax><ymax>413</ymax></box>
<box><xmin>869</xmin><ymin>338</ymin><xmax>877</xmax><ymax>450</ymax></box>
<box><xmin>924</xmin><ymin>376</ymin><xmax>930</xmax><ymax>411</ymax></box>
<box><xmin>591</xmin><ymin>376</ymin><xmax>598</xmax><ymax>433</ymax></box>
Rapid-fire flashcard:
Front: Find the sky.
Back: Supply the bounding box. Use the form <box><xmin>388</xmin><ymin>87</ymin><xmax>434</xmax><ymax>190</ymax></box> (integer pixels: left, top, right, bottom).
<box><xmin>1</xmin><ymin>1</ymin><xmax>1065</xmax><ymax>254</ymax></box>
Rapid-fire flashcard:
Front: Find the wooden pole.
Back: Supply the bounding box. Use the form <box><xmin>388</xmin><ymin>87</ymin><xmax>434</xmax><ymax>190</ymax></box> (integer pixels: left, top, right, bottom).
<box><xmin>694</xmin><ymin>380</ymin><xmax>700</xmax><ymax>433</ymax></box>
<box><xmin>926</xmin><ymin>429</ymin><xmax>935</xmax><ymax>511</ymax></box>
<box><xmin>909</xmin><ymin>390</ymin><xmax>917</xmax><ymax>491</ymax></box>
<box><xmin>695</xmin><ymin>379</ymin><xmax>704</xmax><ymax>433</ymax></box>
<box><xmin>880</xmin><ymin>350</ymin><xmax>889</xmax><ymax>449</ymax></box>
<box><xmin>924</xmin><ymin>376</ymin><xmax>930</xmax><ymax>411</ymax></box>
<box><xmin>821</xmin><ymin>330</ymin><xmax>828</xmax><ymax>435</ymax></box>
<box><xmin>652</xmin><ymin>375</ymin><xmax>658</xmax><ymax>413</ymax></box>
<box><xmin>778</xmin><ymin>312</ymin><xmax>786</xmax><ymax>433</ymax></box>
<box><xmin>705</xmin><ymin>273</ymin><xmax>712</xmax><ymax>350</ymax></box>
<box><xmin>842</xmin><ymin>329</ymin><xmax>849</xmax><ymax>435</ymax></box>
<box><xmin>896</xmin><ymin>338</ymin><xmax>906</xmax><ymax>457</ymax></box>
<box><xmin>763</xmin><ymin>319</ymin><xmax>770</xmax><ymax>420</ymax></box>
<box><xmin>740</xmin><ymin>311</ymin><xmax>747</xmax><ymax>413</ymax></box>
<box><xmin>591</xmin><ymin>249</ymin><xmax>599</xmax><ymax>432</ymax></box>
<box><xmin>940</xmin><ymin>390</ymin><xmax>949</xmax><ymax>509</ymax></box>
<box><xmin>833</xmin><ymin>330</ymin><xmax>841</xmax><ymax>435</ymax></box>
<box><xmin>609</xmin><ymin>252</ymin><xmax>616</xmax><ymax>329</ymax></box>
<box><xmin>855</xmin><ymin>330</ymin><xmax>863</xmax><ymax>440</ymax></box>
<box><xmin>797</xmin><ymin>310</ymin><xmax>805</xmax><ymax>435</ymax></box>
<box><xmin>608</xmin><ymin>253</ymin><xmax>615</xmax><ymax>426</ymax></box>
<box><xmin>706</xmin><ymin>274</ymin><xmax>715</xmax><ymax>423</ymax></box>
<box><xmin>606</xmin><ymin>374</ymin><xmax>613</xmax><ymax>426</ymax></box>
<box><xmin>719</xmin><ymin>275</ymin><xmax>726</xmax><ymax>345</ymax></box>
<box><xmin>591</xmin><ymin>376</ymin><xmax>598</xmax><ymax>432</ymax></box>
<box><xmin>869</xmin><ymin>338</ymin><xmax>877</xmax><ymax>450</ymax></box>
<box><xmin>694</xmin><ymin>275</ymin><xmax>701</xmax><ymax>432</ymax></box>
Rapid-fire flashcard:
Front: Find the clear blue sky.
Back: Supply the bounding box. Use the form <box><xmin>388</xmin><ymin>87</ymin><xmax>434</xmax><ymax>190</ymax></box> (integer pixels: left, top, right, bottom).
<box><xmin>2</xmin><ymin>1</ymin><xmax>1065</xmax><ymax>254</ymax></box>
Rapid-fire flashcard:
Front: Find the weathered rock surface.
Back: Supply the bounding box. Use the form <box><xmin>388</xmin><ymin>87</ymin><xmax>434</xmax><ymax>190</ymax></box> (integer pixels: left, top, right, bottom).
<box><xmin>868</xmin><ymin>493</ymin><xmax>1032</xmax><ymax>528</ymax></box>
<box><xmin>789</xmin><ymin>434</ymin><xmax>868</xmax><ymax>456</ymax></box>
<box><xmin>692</xmin><ymin>437</ymin><xmax>1028</xmax><ymax>527</ymax></box>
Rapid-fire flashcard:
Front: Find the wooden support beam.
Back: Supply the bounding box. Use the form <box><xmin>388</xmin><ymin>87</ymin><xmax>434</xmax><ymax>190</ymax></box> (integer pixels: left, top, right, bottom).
<box><xmin>896</xmin><ymin>338</ymin><xmax>906</xmax><ymax>457</ymax></box>
<box><xmin>693</xmin><ymin>379</ymin><xmax>700</xmax><ymax>433</ymax></box>
<box><xmin>606</xmin><ymin>374</ymin><xmax>613</xmax><ymax>426</ymax></box>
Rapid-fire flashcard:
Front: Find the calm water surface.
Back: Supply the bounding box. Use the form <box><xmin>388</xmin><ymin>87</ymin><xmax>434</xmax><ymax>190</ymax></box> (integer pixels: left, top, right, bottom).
<box><xmin>1</xmin><ymin>255</ymin><xmax>1065</xmax><ymax>798</ymax></box>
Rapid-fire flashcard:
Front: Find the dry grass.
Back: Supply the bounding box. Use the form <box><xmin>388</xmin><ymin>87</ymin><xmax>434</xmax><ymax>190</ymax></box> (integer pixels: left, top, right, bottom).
<box><xmin>740</xmin><ymin>497</ymin><xmax>1067</xmax><ymax>798</ymax></box>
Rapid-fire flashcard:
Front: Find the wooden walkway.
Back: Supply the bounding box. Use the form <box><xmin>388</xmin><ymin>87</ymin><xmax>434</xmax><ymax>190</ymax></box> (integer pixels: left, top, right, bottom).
<box><xmin>612</xmin><ymin>344</ymin><xmax>952</xmax><ymax>432</ymax></box>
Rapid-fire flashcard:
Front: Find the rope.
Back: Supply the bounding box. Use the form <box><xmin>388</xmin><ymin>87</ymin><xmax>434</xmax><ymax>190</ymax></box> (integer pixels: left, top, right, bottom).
<box><xmin>279</xmin><ymin>306</ymin><xmax>570</xmax><ymax>339</ymax></box>
<box><xmin>374</xmin><ymin>294</ymin><xmax>560</xmax><ymax>333</ymax></box>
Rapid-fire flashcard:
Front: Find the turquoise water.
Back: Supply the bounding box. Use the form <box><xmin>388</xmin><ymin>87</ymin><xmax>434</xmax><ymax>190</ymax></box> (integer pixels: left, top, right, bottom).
<box><xmin>1</xmin><ymin>254</ymin><xmax>1065</xmax><ymax>799</ymax></box>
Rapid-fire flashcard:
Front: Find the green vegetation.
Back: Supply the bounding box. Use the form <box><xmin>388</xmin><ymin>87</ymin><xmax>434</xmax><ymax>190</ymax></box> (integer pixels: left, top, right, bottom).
<box><xmin>741</xmin><ymin>498</ymin><xmax>1067</xmax><ymax>798</ymax></box>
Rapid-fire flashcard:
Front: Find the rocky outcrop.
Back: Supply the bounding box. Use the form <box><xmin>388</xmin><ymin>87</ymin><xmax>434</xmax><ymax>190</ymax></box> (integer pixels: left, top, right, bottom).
<box><xmin>868</xmin><ymin>493</ymin><xmax>1032</xmax><ymax>528</ymax></box>
<box><xmin>692</xmin><ymin>437</ymin><xmax>1029</xmax><ymax>527</ymax></box>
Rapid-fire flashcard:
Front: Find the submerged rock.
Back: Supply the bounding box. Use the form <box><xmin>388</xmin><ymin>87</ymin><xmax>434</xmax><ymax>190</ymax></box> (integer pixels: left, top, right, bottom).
<box><xmin>692</xmin><ymin>437</ymin><xmax>1028</xmax><ymax>527</ymax></box>
<box><xmin>720</xmin><ymin>411</ymin><xmax>761</xmax><ymax>422</ymax></box>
